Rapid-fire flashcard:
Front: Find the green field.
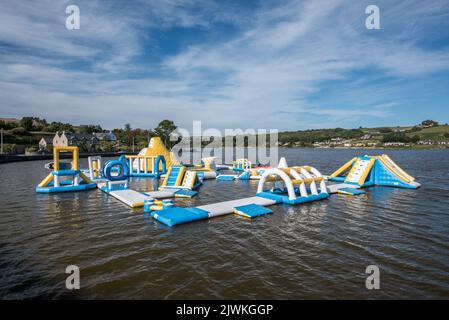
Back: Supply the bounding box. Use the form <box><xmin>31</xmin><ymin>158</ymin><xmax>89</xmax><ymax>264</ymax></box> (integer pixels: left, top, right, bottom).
<box><xmin>277</xmin><ymin>122</ymin><xmax>449</xmax><ymax>147</ymax></box>
<box><xmin>406</xmin><ymin>125</ymin><xmax>449</xmax><ymax>140</ymax></box>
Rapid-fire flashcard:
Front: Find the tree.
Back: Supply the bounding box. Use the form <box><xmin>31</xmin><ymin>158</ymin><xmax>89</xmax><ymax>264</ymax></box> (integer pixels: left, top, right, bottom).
<box><xmin>98</xmin><ymin>141</ymin><xmax>115</xmax><ymax>152</ymax></box>
<box><xmin>20</xmin><ymin>117</ymin><xmax>34</xmax><ymax>131</ymax></box>
<box><xmin>10</xmin><ymin>127</ymin><xmax>30</xmax><ymax>136</ymax></box>
<box><xmin>382</xmin><ymin>132</ymin><xmax>413</xmax><ymax>143</ymax></box>
<box><xmin>124</xmin><ymin>123</ymin><xmax>131</xmax><ymax>132</ymax></box>
<box><xmin>78</xmin><ymin>124</ymin><xmax>103</xmax><ymax>134</ymax></box>
<box><xmin>154</xmin><ymin>120</ymin><xmax>177</xmax><ymax>148</ymax></box>
<box><xmin>379</xmin><ymin>127</ymin><xmax>393</xmax><ymax>134</ymax></box>
<box><xmin>421</xmin><ymin>119</ymin><xmax>439</xmax><ymax>127</ymax></box>
<box><xmin>77</xmin><ymin>141</ymin><xmax>89</xmax><ymax>152</ymax></box>
<box><xmin>410</xmin><ymin>135</ymin><xmax>420</xmax><ymax>143</ymax></box>
<box><xmin>78</xmin><ymin>125</ymin><xmax>92</xmax><ymax>134</ymax></box>
<box><xmin>44</xmin><ymin>121</ymin><xmax>74</xmax><ymax>133</ymax></box>
<box><xmin>382</xmin><ymin>132</ymin><xmax>410</xmax><ymax>143</ymax></box>
<box><xmin>0</xmin><ymin>120</ymin><xmax>18</xmax><ymax>130</ymax></box>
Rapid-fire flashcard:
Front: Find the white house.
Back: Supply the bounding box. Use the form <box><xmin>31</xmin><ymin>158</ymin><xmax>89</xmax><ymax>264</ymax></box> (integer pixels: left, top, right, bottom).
<box><xmin>53</xmin><ymin>131</ymin><xmax>69</xmax><ymax>147</ymax></box>
<box><xmin>93</xmin><ymin>131</ymin><xmax>117</xmax><ymax>141</ymax></box>
<box><xmin>38</xmin><ymin>137</ymin><xmax>54</xmax><ymax>151</ymax></box>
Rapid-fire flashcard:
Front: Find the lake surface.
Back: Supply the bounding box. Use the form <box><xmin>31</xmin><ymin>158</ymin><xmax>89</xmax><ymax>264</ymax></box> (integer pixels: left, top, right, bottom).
<box><xmin>1</xmin><ymin>148</ymin><xmax>448</xmax><ymax>299</ymax></box>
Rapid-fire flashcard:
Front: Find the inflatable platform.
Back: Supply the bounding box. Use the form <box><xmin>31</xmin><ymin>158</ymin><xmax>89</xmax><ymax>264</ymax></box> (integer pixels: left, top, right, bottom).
<box><xmin>149</xmin><ymin>159</ymin><xmax>329</xmax><ymax>226</ymax></box>
<box><xmin>36</xmin><ymin>146</ymin><xmax>96</xmax><ymax>193</ymax></box>
<box><xmin>329</xmin><ymin>154</ymin><xmax>420</xmax><ymax>189</ymax></box>
<box><xmin>130</xmin><ymin>137</ymin><xmax>179</xmax><ymax>177</ymax></box>
<box><xmin>90</xmin><ymin>155</ymin><xmax>190</xmax><ymax>208</ymax></box>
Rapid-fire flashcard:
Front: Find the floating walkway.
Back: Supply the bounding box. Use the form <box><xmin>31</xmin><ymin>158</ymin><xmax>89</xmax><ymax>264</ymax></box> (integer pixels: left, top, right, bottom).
<box><xmin>144</xmin><ymin>190</ymin><xmax>178</xmax><ymax>199</ymax></box>
<box><xmin>197</xmin><ymin>196</ymin><xmax>277</xmax><ymax>217</ymax></box>
<box><xmin>151</xmin><ymin>196</ymin><xmax>277</xmax><ymax>227</ymax></box>
<box><xmin>150</xmin><ymin>160</ymin><xmax>330</xmax><ymax>227</ymax></box>
<box><xmin>98</xmin><ymin>180</ymin><xmax>150</xmax><ymax>207</ymax></box>
<box><xmin>98</xmin><ymin>180</ymin><xmax>179</xmax><ymax>208</ymax></box>
<box><xmin>106</xmin><ymin>188</ymin><xmax>151</xmax><ymax>208</ymax></box>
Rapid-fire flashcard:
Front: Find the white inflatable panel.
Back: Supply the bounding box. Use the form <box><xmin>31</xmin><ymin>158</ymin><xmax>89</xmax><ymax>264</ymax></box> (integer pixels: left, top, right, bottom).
<box><xmin>197</xmin><ymin>196</ymin><xmax>276</xmax><ymax>217</ymax></box>
<box><xmin>202</xmin><ymin>171</ymin><xmax>217</xmax><ymax>179</ymax></box>
<box><xmin>143</xmin><ymin>190</ymin><xmax>177</xmax><ymax>199</ymax></box>
<box><xmin>109</xmin><ymin>189</ymin><xmax>152</xmax><ymax>207</ymax></box>
<box><xmin>326</xmin><ymin>183</ymin><xmax>360</xmax><ymax>194</ymax></box>
<box><xmin>216</xmin><ymin>164</ymin><xmax>233</xmax><ymax>171</ymax></box>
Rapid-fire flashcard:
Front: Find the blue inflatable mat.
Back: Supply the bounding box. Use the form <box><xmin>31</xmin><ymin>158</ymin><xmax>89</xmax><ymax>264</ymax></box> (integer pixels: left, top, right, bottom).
<box><xmin>36</xmin><ymin>183</ymin><xmax>97</xmax><ymax>193</ymax></box>
<box><xmin>174</xmin><ymin>189</ymin><xmax>198</xmax><ymax>198</ymax></box>
<box><xmin>238</xmin><ymin>171</ymin><xmax>250</xmax><ymax>180</ymax></box>
<box><xmin>151</xmin><ymin>207</ymin><xmax>209</xmax><ymax>227</ymax></box>
<box><xmin>217</xmin><ymin>175</ymin><xmax>236</xmax><ymax>181</ymax></box>
<box><xmin>233</xmin><ymin>203</ymin><xmax>273</xmax><ymax>219</ymax></box>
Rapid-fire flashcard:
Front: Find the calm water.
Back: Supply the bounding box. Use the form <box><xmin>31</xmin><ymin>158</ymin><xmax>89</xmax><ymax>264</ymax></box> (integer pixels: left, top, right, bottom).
<box><xmin>1</xmin><ymin>148</ymin><xmax>449</xmax><ymax>299</ymax></box>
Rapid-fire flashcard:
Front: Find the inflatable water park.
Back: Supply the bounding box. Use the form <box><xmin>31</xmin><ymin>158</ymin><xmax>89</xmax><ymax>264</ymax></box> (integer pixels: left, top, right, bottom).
<box><xmin>36</xmin><ymin>137</ymin><xmax>420</xmax><ymax>227</ymax></box>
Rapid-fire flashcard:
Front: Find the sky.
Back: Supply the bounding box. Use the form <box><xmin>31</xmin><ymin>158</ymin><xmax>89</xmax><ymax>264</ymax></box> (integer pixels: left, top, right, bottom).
<box><xmin>0</xmin><ymin>0</ymin><xmax>449</xmax><ymax>131</ymax></box>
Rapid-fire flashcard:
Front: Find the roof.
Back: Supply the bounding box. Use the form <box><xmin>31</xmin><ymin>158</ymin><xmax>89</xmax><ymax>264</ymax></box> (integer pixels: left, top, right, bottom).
<box><xmin>64</xmin><ymin>133</ymin><xmax>98</xmax><ymax>140</ymax></box>
<box><xmin>40</xmin><ymin>136</ymin><xmax>53</xmax><ymax>144</ymax></box>
<box><xmin>93</xmin><ymin>132</ymin><xmax>117</xmax><ymax>141</ymax></box>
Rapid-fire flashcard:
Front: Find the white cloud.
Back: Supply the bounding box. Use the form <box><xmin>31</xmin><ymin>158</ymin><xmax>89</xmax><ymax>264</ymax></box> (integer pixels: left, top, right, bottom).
<box><xmin>1</xmin><ymin>0</ymin><xmax>449</xmax><ymax>130</ymax></box>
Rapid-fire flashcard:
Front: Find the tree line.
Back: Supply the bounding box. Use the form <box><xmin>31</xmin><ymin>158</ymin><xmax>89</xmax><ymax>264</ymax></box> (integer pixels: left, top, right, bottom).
<box><xmin>0</xmin><ymin>117</ymin><xmax>178</xmax><ymax>152</ymax></box>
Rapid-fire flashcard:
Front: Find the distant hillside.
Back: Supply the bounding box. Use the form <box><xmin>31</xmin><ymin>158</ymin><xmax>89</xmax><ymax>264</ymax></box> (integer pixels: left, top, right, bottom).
<box><xmin>278</xmin><ymin>120</ymin><xmax>449</xmax><ymax>148</ymax></box>
<box><xmin>2</xmin><ymin>116</ymin><xmax>448</xmax><ymax>152</ymax></box>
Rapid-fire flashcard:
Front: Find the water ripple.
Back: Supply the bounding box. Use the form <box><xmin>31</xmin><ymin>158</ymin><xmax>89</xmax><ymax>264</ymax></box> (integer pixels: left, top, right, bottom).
<box><xmin>1</xmin><ymin>150</ymin><xmax>449</xmax><ymax>299</ymax></box>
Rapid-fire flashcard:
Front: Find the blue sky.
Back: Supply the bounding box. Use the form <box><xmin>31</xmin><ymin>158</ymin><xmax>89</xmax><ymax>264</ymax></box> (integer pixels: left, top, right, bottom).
<box><xmin>1</xmin><ymin>0</ymin><xmax>449</xmax><ymax>130</ymax></box>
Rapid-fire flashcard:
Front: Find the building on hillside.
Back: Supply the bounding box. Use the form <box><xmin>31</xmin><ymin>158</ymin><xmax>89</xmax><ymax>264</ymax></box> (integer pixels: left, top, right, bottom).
<box><xmin>384</xmin><ymin>142</ymin><xmax>406</xmax><ymax>146</ymax></box>
<box><xmin>52</xmin><ymin>131</ymin><xmax>67</xmax><ymax>146</ymax></box>
<box><xmin>66</xmin><ymin>133</ymin><xmax>99</xmax><ymax>149</ymax></box>
<box><xmin>417</xmin><ymin>140</ymin><xmax>433</xmax><ymax>145</ymax></box>
<box><xmin>38</xmin><ymin>137</ymin><xmax>54</xmax><ymax>152</ymax></box>
<box><xmin>361</xmin><ymin>134</ymin><xmax>372</xmax><ymax>140</ymax></box>
<box><xmin>331</xmin><ymin>137</ymin><xmax>344</xmax><ymax>143</ymax></box>
<box><xmin>51</xmin><ymin>131</ymin><xmax>98</xmax><ymax>151</ymax></box>
<box><xmin>93</xmin><ymin>131</ymin><xmax>117</xmax><ymax>141</ymax></box>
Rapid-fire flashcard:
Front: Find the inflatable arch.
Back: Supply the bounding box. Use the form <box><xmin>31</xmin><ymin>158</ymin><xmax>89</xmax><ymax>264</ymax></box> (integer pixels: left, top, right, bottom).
<box><xmin>256</xmin><ymin>166</ymin><xmax>328</xmax><ymax>203</ymax></box>
<box><xmin>257</xmin><ymin>168</ymin><xmax>297</xmax><ymax>200</ymax></box>
<box><xmin>103</xmin><ymin>158</ymin><xmax>130</xmax><ymax>181</ymax></box>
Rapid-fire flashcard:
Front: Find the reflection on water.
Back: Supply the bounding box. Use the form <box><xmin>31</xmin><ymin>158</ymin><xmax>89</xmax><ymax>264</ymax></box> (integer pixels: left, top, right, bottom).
<box><xmin>0</xmin><ymin>149</ymin><xmax>449</xmax><ymax>299</ymax></box>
